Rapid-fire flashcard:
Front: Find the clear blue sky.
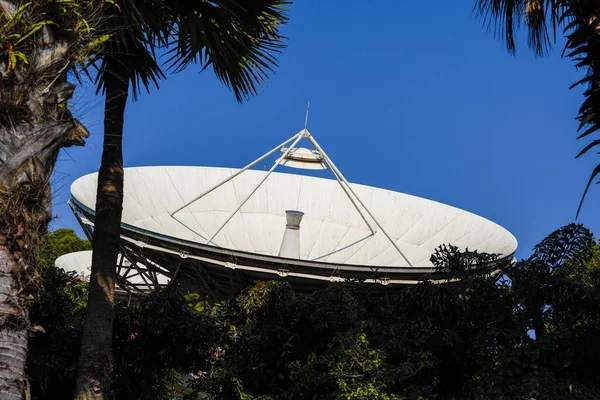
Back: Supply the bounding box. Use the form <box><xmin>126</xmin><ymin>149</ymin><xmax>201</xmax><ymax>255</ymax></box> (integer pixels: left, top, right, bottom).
<box><xmin>52</xmin><ymin>0</ymin><xmax>600</xmax><ymax>261</ymax></box>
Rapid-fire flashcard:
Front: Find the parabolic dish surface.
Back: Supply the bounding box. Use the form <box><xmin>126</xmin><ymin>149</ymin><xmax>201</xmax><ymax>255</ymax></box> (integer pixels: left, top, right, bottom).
<box><xmin>70</xmin><ymin>166</ymin><xmax>517</xmax><ymax>269</ymax></box>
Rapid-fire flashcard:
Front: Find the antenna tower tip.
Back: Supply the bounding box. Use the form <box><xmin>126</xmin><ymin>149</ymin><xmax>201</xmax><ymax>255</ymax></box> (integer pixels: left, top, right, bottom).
<box><xmin>304</xmin><ymin>101</ymin><xmax>311</xmax><ymax>129</ymax></box>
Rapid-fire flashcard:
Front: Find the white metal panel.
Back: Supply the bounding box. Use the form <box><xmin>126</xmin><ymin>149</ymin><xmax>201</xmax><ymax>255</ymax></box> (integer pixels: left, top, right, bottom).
<box><xmin>344</xmin><ymin>232</ymin><xmax>391</xmax><ymax>265</ymax></box>
<box><xmin>299</xmin><ymin>217</ymin><xmax>324</xmax><ymax>260</ymax></box>
<box><xmin>233</xmin><ymin>170</ymin><xmax>269</xmax><ymax>214</ymax></box>
<box><xmin>153</xmin><ymin>212</ymin><xmax>209</xmax><ymax>242</ymax></box>
<box><xmin>218</xmin><ymin>213</ymin><xmax>255</xmax><ymax>253</ymax></box>
<box><xmin>323</xmin><ymin>227</ymin><xmax>373</xmax><ymax>264</ymax></box>
<box><xmin>308</xmin><ymin>221</ymin><xmax>349</xmax><ymax>261</ymax></box>
<box><xmin>240</xmin><ymin>213</ymin><xmax>284</xmax><ymax>255</ymax></box>
<box><xmin>265</xmin><ymin>173</ymin><xmax>302</xmax><ymax>216</ymax></box>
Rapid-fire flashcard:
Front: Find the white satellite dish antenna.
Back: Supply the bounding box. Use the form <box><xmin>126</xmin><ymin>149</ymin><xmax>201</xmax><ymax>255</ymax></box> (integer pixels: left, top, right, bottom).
<box><xmin>55</xmin><ymin>250</ymin><xmax>169</xmax><ymax>297</ymax></box>
<box><xmin>67</xmin><ymin>108</ymin><xmax>517</xmax><ymax>298</ymax></box>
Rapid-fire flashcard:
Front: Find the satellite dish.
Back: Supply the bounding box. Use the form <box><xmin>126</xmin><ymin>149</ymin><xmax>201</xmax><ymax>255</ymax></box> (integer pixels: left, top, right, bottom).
<box><xmin>67</xmin><ymin>126</ymin><xmax>517</xmax><ymax>299</ymax></box>
<box><xmin>55</xmin><ymin>250</ymin><xmax>169</xmax><ymax>297</ymax></box>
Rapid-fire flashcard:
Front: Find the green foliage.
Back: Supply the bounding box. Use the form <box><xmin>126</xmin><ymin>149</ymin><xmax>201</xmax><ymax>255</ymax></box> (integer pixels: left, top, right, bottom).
<box><xmin>112</xmin><ymin>289</ymin><xmax>216</xmax><ymax>400</ymax></box>
<box><xmin>0</xmin><ymin>2</ymin><xmax>45</xmax><ymax>72</ymax></box>
<box><xmin>193</xmin><ymin>224</ymin><xmax>600</xmax><ymax>399</ymax></box>
<box><xmin>0</xmin><ymin>1</ymin><xmax>109</xmax><ymax>73</ymax></box>
<box><xmin>39</xmin><ymin>228</ymin><xmax>91</xmax><ymax>268</ymax></box>
<box><xmin>27</xmin><ymin>228</ymin><xmax>90</xmax><ymax>398</ymax></box>
<box><xmin>28</xmin><ymin>230</ymin><xmax>216</xmax><ymax>399</ymax></box>
<box><xmin>25</xmin><ymin>224</ymin><xmax>600</xmax><ymax>399</ymax></box>
<box><xmin>0</xmin><ymin>0</ymin><xmax>111</xmax><ymax>129</ymax></box>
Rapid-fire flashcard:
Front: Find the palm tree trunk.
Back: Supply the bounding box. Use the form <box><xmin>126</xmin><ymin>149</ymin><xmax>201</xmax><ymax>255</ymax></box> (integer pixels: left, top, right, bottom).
<box><xmin>0</xmin><ymin>119</ymin><xmax>86</xmax><ymax>400</ymax></box>
<box><xmin>75</xmin><ymin>61</ymin><xmax>129</xmax><ymax>400</ymax></box>
<box><xmin>0</xmin><ymin>2</ymin><xmax>87</xmax><ymax>396</ymax></box>
<box><xmin>0</xmin><ymin>238</ymin><xmax>30</xmax><ymax>400</ymax></box>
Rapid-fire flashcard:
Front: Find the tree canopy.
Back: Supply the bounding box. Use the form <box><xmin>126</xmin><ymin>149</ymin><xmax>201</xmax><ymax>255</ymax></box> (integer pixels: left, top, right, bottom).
<box><xmin>26</xmin><ymin>224</ymin><xmax>600</xmax><ymax>399</ymax></box>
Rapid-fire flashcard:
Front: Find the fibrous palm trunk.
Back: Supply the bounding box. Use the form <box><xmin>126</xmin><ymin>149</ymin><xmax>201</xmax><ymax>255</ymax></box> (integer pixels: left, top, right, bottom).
<box><xmin>75</xmin><ymin>59</ymin><xmax>129</xmax><ymax>400</ymax></box>
<box><xmin>0</xmin><ymin>2</ymin><xmax>88</xmax><ymax>399</ymax></box>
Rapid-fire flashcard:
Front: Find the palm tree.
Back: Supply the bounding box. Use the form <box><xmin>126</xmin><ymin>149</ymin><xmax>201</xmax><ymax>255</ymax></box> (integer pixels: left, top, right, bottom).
<box><xmin>474</xmin><ymin>0</ymin><xmax>599</xmax><ymax>215</ymax></box>
<box><xmin>0</xmin><ymin>2</ymin><xmax>109</xmax><ymax>399</ymax></box>
<box><xmin>73</xmin><ymin>2</ymin><xmax>289</xmax><ymax>398</ymax></box>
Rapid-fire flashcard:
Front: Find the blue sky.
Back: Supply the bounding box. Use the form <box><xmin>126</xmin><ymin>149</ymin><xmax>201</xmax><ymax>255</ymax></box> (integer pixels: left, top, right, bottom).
<box><xmin>53</xmin><ymin>0</ymin><xmax>600</xmax><ymax>261</ymax></box>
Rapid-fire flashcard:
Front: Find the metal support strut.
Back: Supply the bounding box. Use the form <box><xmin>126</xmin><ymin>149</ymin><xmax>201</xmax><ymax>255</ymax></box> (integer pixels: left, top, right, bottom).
<box><xmin>306</xmin><ymin>133</ymin><xmax>413</xmax><ymax>267</ymax></box>
<box><xmin>205</xmin><ymin>133</ymin><xmax>304</xmax><ymax>245</ymax></box>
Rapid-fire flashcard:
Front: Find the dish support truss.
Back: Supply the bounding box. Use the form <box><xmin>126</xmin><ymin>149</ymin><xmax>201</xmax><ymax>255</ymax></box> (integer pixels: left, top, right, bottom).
<box><xmin>68</xmin><ymin>210</ymin><xmax>170</xmax><ymax>298</ymax></box>
<box><xmin>169</xmin><ymin>128</ymin><xmax>414</xmax><ymax>267</ymax></box>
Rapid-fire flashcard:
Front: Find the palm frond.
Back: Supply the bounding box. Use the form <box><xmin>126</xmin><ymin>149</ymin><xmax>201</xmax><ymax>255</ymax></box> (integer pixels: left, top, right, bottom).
<box><xmin>562</xmin><ymin>3</ymin><xmax>600</xmax><ymax>217</ymax></box>
<box><xmin>91</xmin><ymin>0</ymin><xmax>289</xmax><ymax>102</ymax></box>
<box><xmin>165</xmin><ymin>0</ymin><xmax>289</xmax><ymax>102</ymax></box>
<box><xmin>94</xmin><ymin>42</ymin><xmax>164</xmax><ymax>101</ymax></box>
<box><xmin>473</xmin><ymin>0</ymin><xmax>562</xmax><ymax>55</ymax></box>
<box><xmin>92</xmin><ymin>0</ymin><xmax>171</xmax><ymax>98</ymax></box>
